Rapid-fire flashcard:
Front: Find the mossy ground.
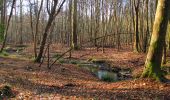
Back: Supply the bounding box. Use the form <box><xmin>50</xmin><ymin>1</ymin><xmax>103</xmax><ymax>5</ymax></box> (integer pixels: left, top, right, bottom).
<box><xmin>141</xmin><ymin>62</ymin><xmax>170</xmax><ymax>82</ymax></box>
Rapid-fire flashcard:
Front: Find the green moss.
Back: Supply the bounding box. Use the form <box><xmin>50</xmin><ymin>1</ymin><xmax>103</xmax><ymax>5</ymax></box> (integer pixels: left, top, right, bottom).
<box><xmin>70</xmin><ymin>60</ymin><xmax>79</xmax><ymax>65</ymax></box>
<box><xmin>58</xmin><ymin>59</ymin><xmax>65</xmax><ymax>64</ymax></box>
<box><xmin>151</xmin><ymin>41</ymin><xmax>158</xmax><ymax>50</ymax></box>
<box><xmin>0</xmin><ymin>51</ymin><xmax>9</xmax><ymax>57</ymax></box>
<box><xmin>0</xmin><ymin>24</ymin><xmax>5</xmax><ymax>42</ymax></box>
<box><xmin>77</xmin><ymin>64</ymin><xmax>98</xmax><ymax>72</ymax></box>
<box><xmin>53</xmin><ymin>53</ymin><xmax>62</xmax><ymax>58</ymax></box>
<box><xmin>141</xmin><ymin>62</ymin><xmax>167</xmax><ymax>82</ymax></box>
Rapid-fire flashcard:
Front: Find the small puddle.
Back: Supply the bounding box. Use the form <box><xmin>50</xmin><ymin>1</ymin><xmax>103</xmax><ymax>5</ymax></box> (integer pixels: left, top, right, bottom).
<box><xmin>57</xmin><ymin>58</ymin><xmax>132</xmax><ymax>82</ymax></box>
<box><xmin>78</xmin><ymin>63</ymin><xmax>132</xmax><ymax>82</ymax></box>
<box><xmin>97</xmin><ymin>70</ymin><xmax>118</xmax><ymax>82</ymax></box>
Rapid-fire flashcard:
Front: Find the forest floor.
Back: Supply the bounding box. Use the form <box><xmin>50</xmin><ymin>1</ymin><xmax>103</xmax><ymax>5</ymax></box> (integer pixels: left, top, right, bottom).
<box><xmin>0</xmin><ymin>44</ymin><xmax>170</xmax><ymax>99</ymax></box>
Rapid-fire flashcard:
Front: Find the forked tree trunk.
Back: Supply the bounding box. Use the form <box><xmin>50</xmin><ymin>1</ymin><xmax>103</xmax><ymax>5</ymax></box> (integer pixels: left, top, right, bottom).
<box><xmin>35</xmin><ymin>0</ymin><xmax>65</xmax><ymax>63</ymax></box>
<box><xmin>141</xmin><ymin>0</ymin><xmax>170</xmax><ymax>82</ymax></box>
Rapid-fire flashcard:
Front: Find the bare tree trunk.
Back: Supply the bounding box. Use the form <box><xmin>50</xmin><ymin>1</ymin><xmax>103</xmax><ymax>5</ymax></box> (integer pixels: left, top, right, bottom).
<box><xmin>34</xmin><ymin>0</ymin><xmax>44</xmax><ymax>58</ymax></box>
<box><xmin>141</xmin><ymin>0</ymin><xmax>170</xmax><ymax>82</ymax></box>
<box><xmin>71</xmin><ymin>0</ymin><xmax>78</xmax><ymax>50</ymax></box>
<box><xmin>133</xmin><ymin>0</ymin><xmax>140</xmax><ymax>52</ymax></box>
<box><xmin>162</xmin><ymin>41</ymin><xmax>166</xmax><ymax>64</ymax></box>
<box><xmin>19</xmin><ymin>0</ymin><xmax>23</xmax><ymax>45</ymax></box>
<box><xmin>143</xmin><ymin>0</ymin><xmax>150</xmax><ymax>53</ymax></box>
<box><xmin>0</xmin><ymin>0</ymin><xmax>6</xmax><ymax>26</ymax></box>
<box><xmin>35</xmin><ymin>0</ymin><xmax>66</xmax><ymax>63</ymax></box>
<box><xmin>28</xmin><ymin>0</ymin><xmax>34</xmax><ymax>42</ymax></box>
<box><xmin>0</xmin><ymin>0</ymin><xmax>16</xmax><ymax>52</ymax></box>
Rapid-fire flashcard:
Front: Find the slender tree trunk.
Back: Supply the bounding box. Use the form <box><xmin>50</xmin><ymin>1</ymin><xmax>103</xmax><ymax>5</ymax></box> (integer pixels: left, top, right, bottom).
<box><xmin>34</xmin><ymin>0</ymin><xmax>44</xmax><ymax>58</ymax></box>
<box><xmin>35</xmin><ymin>0</ymin><xmax>65</xmax><ymax>63</ymax></box>
<box><xmin>162</xmin><ymin>41</ymin><xmax>166</xmax><ymax>64</ymax></box>
<box><xmin>28</xmin><ymin>1</ymin><xmax>34</xmax><ymax>42</ymax></box>
<box><xmin>133</xmin><ymin>0</ymin><xmax>140</xmax><ymax>52</ymax></box>
<box><xmin>94</xmin><ymin>0</ymin><xmax>100</xmax><ymax>51</ymax></box>
<box><xmin>19</xmin><ymin>0</ymin><xmax>23</xmax><ymax>45</ymax></box>
<box><xmin>71</xmin><ymin>0</ymin><xmax>78</xmax><ymax>50</ymax></box>
<box><xmin>0</xmin><ymin>0</ymin><xmax>16</xmax><ymax>52</ymax></box>
<box><xmin>143</xmin><ymin>0</ymin><xmax>150</xmax><ymax>53</ymax></box>
<box><xmin>0</xmin><ymin>0</ymin><xmax>6</xmax><ymax>26</ymax></box>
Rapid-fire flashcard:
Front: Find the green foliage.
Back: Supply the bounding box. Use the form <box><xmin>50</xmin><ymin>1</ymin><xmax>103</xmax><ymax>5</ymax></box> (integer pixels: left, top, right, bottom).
<box><xmin>58</xmin><ymin>58</ymin><xmax>81</xmax><ymax>65</ymax></box>
<box><xmin>77</xmin><ymin>64</ymin><xmax>98</xmax><ymax>73</ymax></box>
<box><xmin>70</xmin><ymin>60</ymin><xmax>79</xmax><ymax>65</ymax></box>
<box><xmin>0</xmin><ymin>0</ymin><xmax>3</xmax><ymax>5</ymax></box>
<box><xmin>70</xmin><ymin>61</ymin><xmax>77</xmax><ymax>64</ymax></box>
<box><xmin>0</xmin><ymin>24</ymin><xmax>5</xmax><ymax>42</ymax></box>
<box><xmin>58</xmin><ymin>59</ymin><xmax>65</xmax><ymax>64</ymax></box>
<box><xmin>53</xmin><ymin>53</ymin><xmax>62</xmax><ymax>58</ymax></box>
<box><xmin>0</xmin><ymin>51</ymin><xmax>9</xmax><ymax>57</ymax></box>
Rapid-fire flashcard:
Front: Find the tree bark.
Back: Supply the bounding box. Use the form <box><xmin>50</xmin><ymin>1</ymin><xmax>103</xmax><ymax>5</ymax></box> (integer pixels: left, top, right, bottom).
<box><xmin>34</xmin><ymin>0</ymin><xmax>44</xmax><ymax>58</ymax></box>
<box><xmin>0</xmin><ymin>0</ymin><xmax>16</xmax><ymax>52</ymax></box>
<box><xmin>133</xmin><ymin>0</ymin><xmax>140</xmax><ymax>52</ymax></box>
<box><xmin>141</xmin><ymin>0</ymin><xmax>170</xmax><ymax>82</ymax></box>
<box><xmin>71</xmin><ymin>0</ymin><xmax>78</xmax><ymax>50</ymax></box>
<box><xmin>35</xmin><ymin>0</ymin><xmax>66</xmax><ymax>63</ymax></box>
<box><xmin>143</xmin><ymin>0</ymin><xmax>150</xmax><ymax>53</ymax></box>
